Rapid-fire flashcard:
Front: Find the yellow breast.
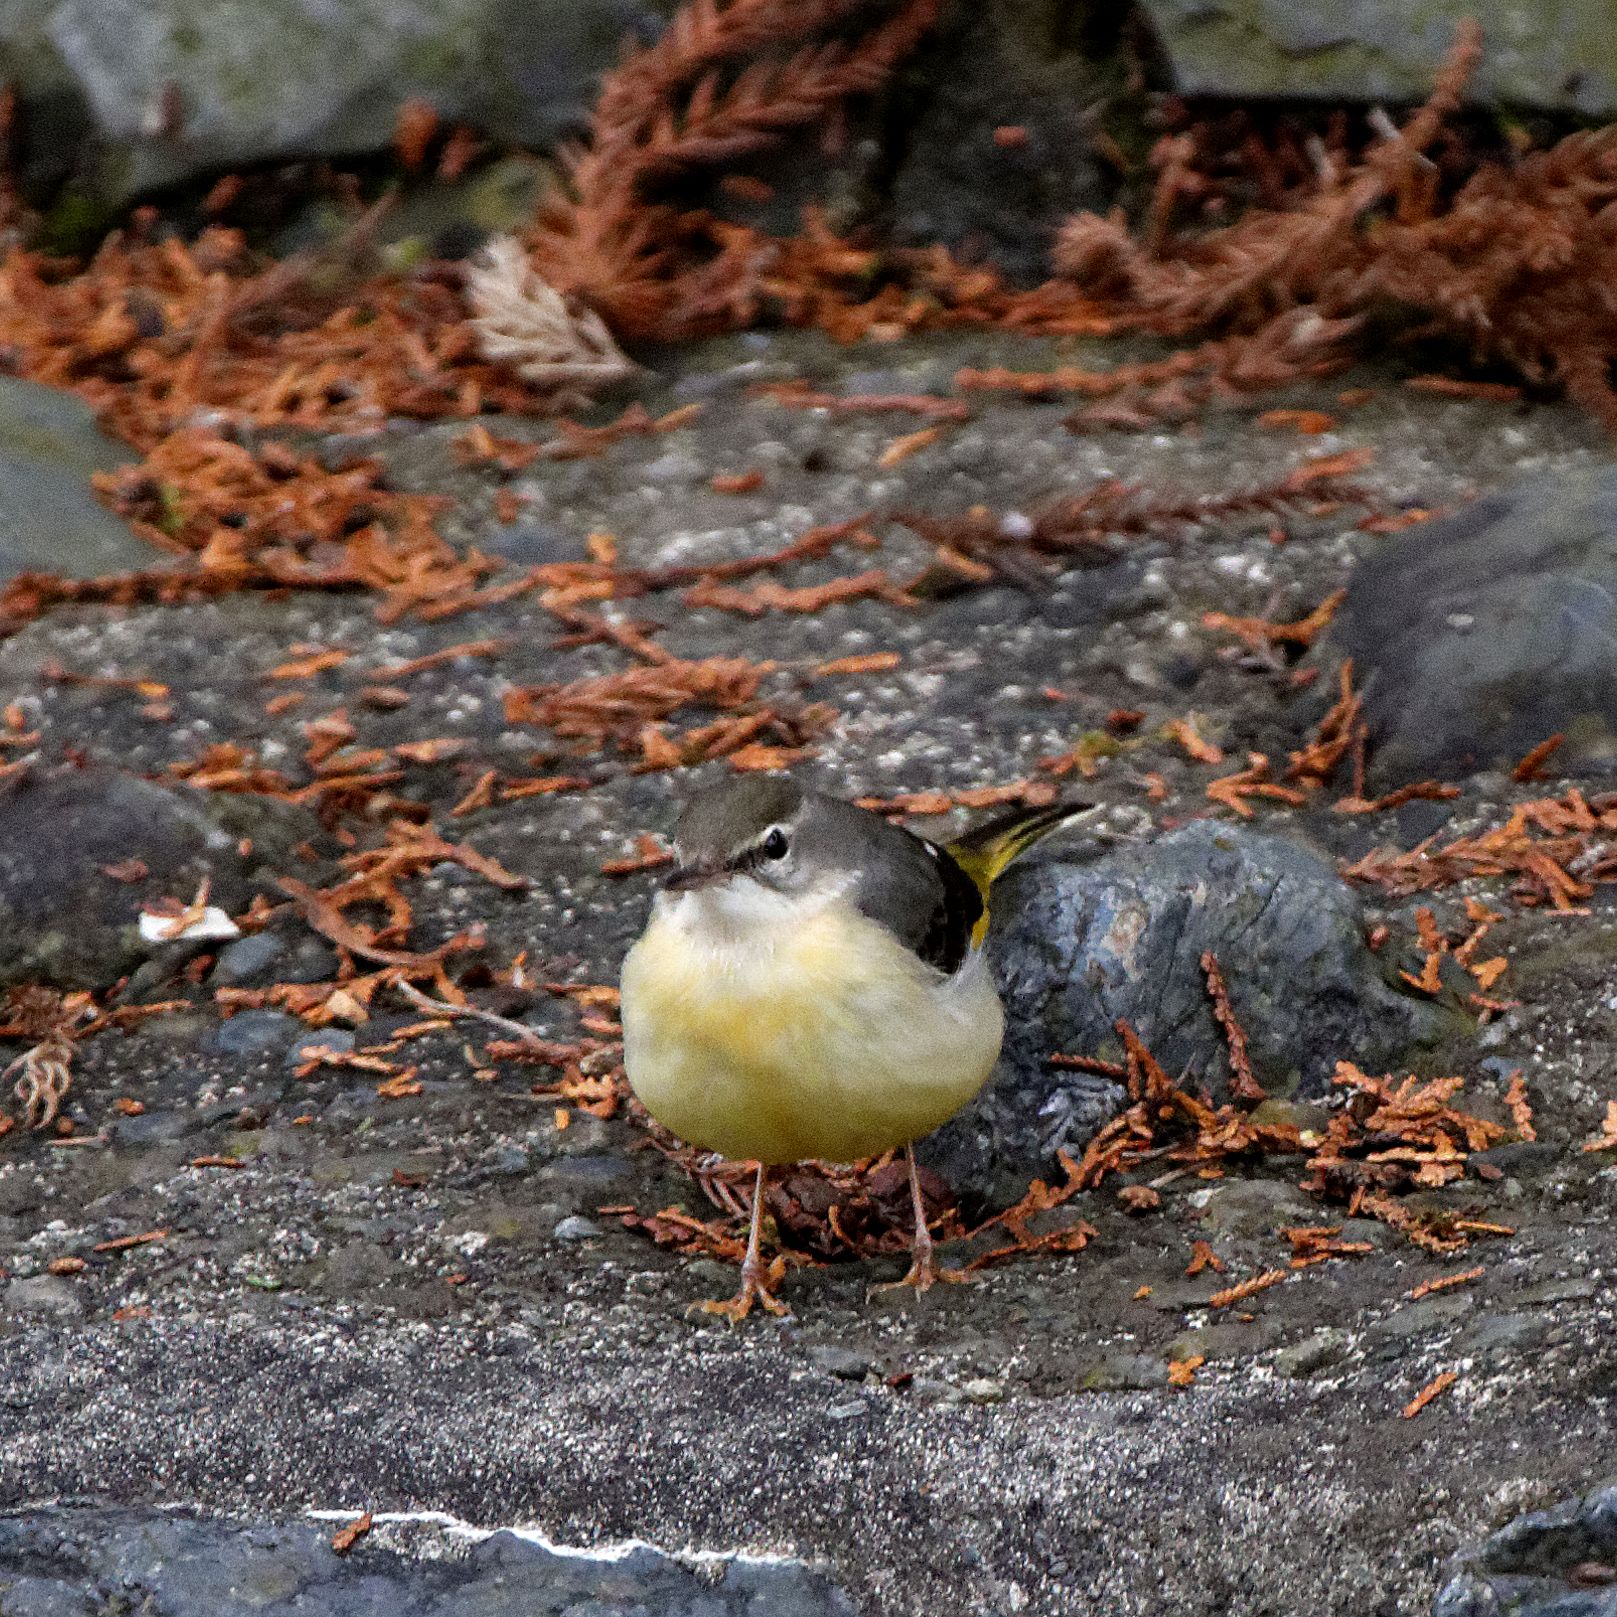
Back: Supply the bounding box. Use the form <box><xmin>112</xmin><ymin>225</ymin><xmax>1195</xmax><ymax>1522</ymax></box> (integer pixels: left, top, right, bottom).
<box><xmin>620</xmin><ymin>888</ymin><xmax>1004</xmax><ymax>1166</ymax></box>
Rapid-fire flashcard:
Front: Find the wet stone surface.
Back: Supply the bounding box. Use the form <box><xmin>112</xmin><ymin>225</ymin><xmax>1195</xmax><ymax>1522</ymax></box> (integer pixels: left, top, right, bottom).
<box><xmin>0</xmin><ymin>1507</ymin><xmax>858</xmax><ymax>1616</ymax></box>
<box><xmin>1435</xmin><ymin>1482</ymin><xmax>1617</xmax><ymax>1617</ymax></box>
<box><xmin>0</xmin><ymin>330</ymin><xmax>1612</xmax><ymax>1616</ymax></box>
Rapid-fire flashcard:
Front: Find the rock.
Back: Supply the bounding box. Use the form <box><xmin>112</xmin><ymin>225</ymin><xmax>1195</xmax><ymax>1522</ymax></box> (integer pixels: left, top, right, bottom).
<box><xmin>921</xmin><ymin>819</ymin><xmax>1467</xmax><ymax>1207</ymax></box>
<box><xmin>1194</xmin><ymin>1178</ymin><xmax>1320</xmax><ymax>1239</ymax></box>
<box><xmin>1364</xmin><ymin>1293</ymin><xmax>1475</xmax><ymax>1347</ymax></box>
<box><xmin>292</xmin><ymin>1028</ymin><xmax>356</xmax><ymax>1068</ymax></box>
<box><xmin>0</xmin><ymin>1505</ymin><xmax>860</xmax><ymax>1615</ymax></box>
<box><xmin>209</xmin><ymin>931</ymin><xmax>288</xmax><ymax>988</ymax></box>
<box><xmin>1436</xmin><ymin>1484</ymin><xmax>1617</xmax><ymax>1616</ymax></box>
<box><xmin>1138</xmin><ymin>0</ymin><xmax>1617</xmax><ymax>117</ymax></box>
<box><xmin>2</xmin><ymin>1275</ymin><xmax>84</xmax><ymax>1320</ymax></box>
<box><xmin>551</xmin><ymin>1214</ymin><xmax>603</xmax><ymax>1242</ymax></box>
<box><xmin>1168</xmin><ymin>1321</ymin><xmax>1280</xmax><ymax>1361</ymax></box>
<box><xmin>1334</xmin><ymin>466</ymin><xmax>1617</xmax><ymax>781</ymax></box>
<box><xmin>0</xmin><ymin>376</ymin><xmax>152</xmax><ymax>581</ymax></box>
<box><xmin>207</xmin><ymin>1009</ymin><xmax>302</xmax><ymax>1058</ymax></box>
<box><xmin>1273</xmin><ymin>1328</ymin><xmax>1352</xmax><ymax>1379</ymax></box>
<box><xmin>10</xmin><ymin>0</ymin><xmax>663</xmax><ymax>205</ymax></box>
<box><xmin>1453</xmin><ymin>1311</ymin><xmax>1555</xmax><ymax>1362</ymax></box>
<box><xmin>212</xmin><ymin>928</ymin><xmax>338</xmax><ymax>989</ymax></box>
<box><xmin>0</xmin><ymin>765</ymin><xmax>322</xmax><ymax>990</ymax></box>
<box><xmin>1079</xmin><ymin>1353</ymin><xmax>1170</xmax><ymax>1392</ymax></box>
<box><xmin>477</xmin><ymin>515</ymin><xmax>583</xmax><ymax>567</ymax></box>
<box><xmin>807</xmin><ymin>1344</ymin><xmax>874</xmax><ymax>1381</ymax></box>
<box><xmin>881</xmin><ymin>1</ymin><xmax>1119</xmax><ymax>284</ymax></box>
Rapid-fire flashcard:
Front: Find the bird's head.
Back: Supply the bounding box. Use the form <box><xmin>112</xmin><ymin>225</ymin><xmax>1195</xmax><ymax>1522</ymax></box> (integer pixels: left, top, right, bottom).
<box><xmin>660</xmin><ymin>776</ymin><xmax>846</xmax><ymax>923</ymax></box>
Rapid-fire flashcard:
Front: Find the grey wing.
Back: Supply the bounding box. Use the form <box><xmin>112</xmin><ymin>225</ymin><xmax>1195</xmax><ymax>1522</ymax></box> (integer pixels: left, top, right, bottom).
<box><xmin>805</xmin><ymin>795</ymin><xmax>982</xmax><ymax>974</ymax></box>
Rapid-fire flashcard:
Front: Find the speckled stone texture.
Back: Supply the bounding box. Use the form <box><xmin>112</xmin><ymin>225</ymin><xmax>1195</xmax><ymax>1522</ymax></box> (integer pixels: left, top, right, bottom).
<box><xmin>0</xmin><ymin>376</ymin><xmax>150</xmax><ymax>580</ymax></box>
<box><xmin>0</xmin><ymin>333</ymin><xmax>1614</xmax><ymax>1617</ymax></box>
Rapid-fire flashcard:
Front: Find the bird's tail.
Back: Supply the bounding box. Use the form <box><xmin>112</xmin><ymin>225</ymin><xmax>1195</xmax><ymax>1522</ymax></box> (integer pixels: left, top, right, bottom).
<box><xmin>946</xmin><ymin>800</ymin><xmax>1093</xmax><ymax>904</ymax></box>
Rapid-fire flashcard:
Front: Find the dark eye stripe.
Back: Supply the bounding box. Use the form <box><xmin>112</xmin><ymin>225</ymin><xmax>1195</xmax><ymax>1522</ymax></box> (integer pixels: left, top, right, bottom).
<box><xmin>726</xmin><ymin>828</ymin><xmax>789</xmax><ymax>874</ymax></box>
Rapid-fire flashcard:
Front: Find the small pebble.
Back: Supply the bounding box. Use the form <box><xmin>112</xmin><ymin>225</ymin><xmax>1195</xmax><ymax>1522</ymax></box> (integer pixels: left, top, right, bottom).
<box><xmin>552</xmin><ymin>1216</ymin><xmax>603</xmax><ymax>1243</ymax></box>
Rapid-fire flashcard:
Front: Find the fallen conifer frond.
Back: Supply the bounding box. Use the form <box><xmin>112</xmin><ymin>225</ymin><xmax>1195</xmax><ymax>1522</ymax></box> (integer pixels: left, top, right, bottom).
<box><xmin>1049</xmin><ymin>22</ymin><xmax>1617</xmax><ymax>432</ymax></box>
<box><xmin>465</xmin><ymin>235</ymin><xmax>637</xmax><ymax>402</ymax></box>
<box><xmin>527</xmin><ymin>0</ymin><xmax>945</xmax><ymax>339</ymax></box>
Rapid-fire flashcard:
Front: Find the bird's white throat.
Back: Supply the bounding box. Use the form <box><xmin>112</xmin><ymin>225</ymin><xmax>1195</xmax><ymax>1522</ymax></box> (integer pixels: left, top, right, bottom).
<box><xmin>657</xmin><ymin>872</ymin><xmax>851</xmax><ymax>947</ymax></box>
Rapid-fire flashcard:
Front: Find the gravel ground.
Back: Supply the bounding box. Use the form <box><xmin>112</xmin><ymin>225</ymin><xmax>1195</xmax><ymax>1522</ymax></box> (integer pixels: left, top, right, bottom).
<box><xmin>0</xmin><ymin>328</ymin><xmax>1614</xmax><ymax>1616</ymax></box>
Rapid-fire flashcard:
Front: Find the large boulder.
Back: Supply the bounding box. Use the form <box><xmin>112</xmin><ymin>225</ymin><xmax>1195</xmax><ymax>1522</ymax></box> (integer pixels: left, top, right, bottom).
<box><xmin>2</xmin><ymin>0</ymin><xmax>663</xmax><ymax>203</ymax></box>
<box><xmin>0</xmin><ymin>377</ymin><xmax>154</xmax><ymax>582</ymax></box>
<box><xmin>1138</xmin><ymin>0</ymin><xmax>1617</xmax><ymax>117</ymax></box>
<box><xmin>1333</xmin><ymin>465</ymin><xmax>1617</xmax><ymax>783</ymax></box>
<box><xmin>0</xmin><ymin>1505</ymin><xmax>861</xmax><ymax>1616</ymax></box>
<box><xmin>1434</xmin><ymin>1480</ymin><xmax>1617</xmax><ymax>1617</ymax></box>
<box><xmin>920</xmin><ymin>819</ymin><xmax>1469</xmax><ymax>1207</ymax></box>
<box><xmin>0</xmin><ymin>764</ymin><xmax>321</xmax><ymax>989</ymax></box>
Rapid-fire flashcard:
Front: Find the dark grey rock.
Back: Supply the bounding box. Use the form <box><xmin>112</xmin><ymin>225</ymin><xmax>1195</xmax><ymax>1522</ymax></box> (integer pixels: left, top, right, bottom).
<box><xmin>210</xmin><ymin>931</ymin><xmax>288</xmax><ymax>988</ymax></box>
<box><xmin>291</xmin><ymin>1027</ymin><xmax>357</xmax><ymax>1067</ymax></box>
<box><xmin>279</xmin><ymin>934</ymin><xmax>343</xmax><ymax>985</ymax></box>
<box><xmin>882</xmin><ymin>1</ymin><xmax>1118</xmax><ymax>285</ymax></box>
<box><xmin>0</xmin><ymin>1506</ymin><xmax>858</xmax><ymax>1616</ymax></box>
<box><xmin>1437</xmin><ymin>1483</ymin><xmax>1617</xmax><ymax>1616</ymax></box>
<box><xmin>806</xmin><ymin>1344</ymin><xmax>874</xmax><ymax>1381</ymax></box>
<box><xmin>1139</xmin><ymin>0</ymin><xmax>1617</xmax><ymax>116</ymax></box>
<box><xmin>921</xmin><ymin>819</ymin><xmax>1467</xmax><ymax>1206</ymax></box>
<box><xmin>0</xmin><ymin>376</ymin><xmax>151</xmax><ymax>581</ymax></box>
<box><xmin>478</xmin><ymin>516</ymin><xmax>581</xmax><ymax>566</ymax></box>
<box><xmin>13</xmin><ymin>0</ymin><xmax>663</xmax><ymax>204</ymax></box>
<box><xmin>0</xmin><ymin>765</ymin><xmax>320</xmax><ymax>990</ymax></box>
<box><xmin>1273</xmin><ymin>1328</ymin><xmax>1352</xmax><ymax>1379</ymax></box>
<box><xmin>1334</xmin><ymin>466</ymin><xmax>1617</xmax><ymax>781</ymax></box>
<box><xmin>1435</xmin><ymin>1487</ymin><xmax>1617</xmax><ymax>1617</ymax></box>
<box><xmin>1364</xmin><ymin>1293</ymin><xmax>1474</xmax><ymax>1347</ymax></box>
<box><xmin>1454</xmin><ymin>1311</ymin><xmax>1556</xmax><ymax>1361</ymax></box>
<box><xmin>208</xmin><ymin>1009</ymin><xmax>303</xmax><ymax>1057</ymax></box>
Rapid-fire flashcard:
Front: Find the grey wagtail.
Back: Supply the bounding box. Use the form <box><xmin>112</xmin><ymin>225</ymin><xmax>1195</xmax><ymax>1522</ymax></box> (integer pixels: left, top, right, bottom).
<box><xmin>620</xmin><ymin>775</ymin><xmax>1086</xmax><ymax>1320</ymax></box>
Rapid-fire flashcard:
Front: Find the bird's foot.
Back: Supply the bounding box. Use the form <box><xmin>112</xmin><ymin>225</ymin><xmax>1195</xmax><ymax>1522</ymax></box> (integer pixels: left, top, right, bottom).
<box><xmin>690</xmin><ymin>1254</ymin><xmax>789</xmax><ymax>1323</ymax></box>
<box><xmin>869</xmin><ymin>1246</ymin><xmax>971</xmax><ymax>1299</ymax></box>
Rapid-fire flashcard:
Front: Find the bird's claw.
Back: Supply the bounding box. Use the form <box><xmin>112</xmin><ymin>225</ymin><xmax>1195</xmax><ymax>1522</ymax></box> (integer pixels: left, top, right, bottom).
<box><xmin>869</xmin><ymin>1238</ymin><xmax>971</xmax><ymax>1299</ymax></box>
<box><xmin>689</xmin><ymin>1255</ymin><xmax>789</xmax><ymax>1323</ymax></box>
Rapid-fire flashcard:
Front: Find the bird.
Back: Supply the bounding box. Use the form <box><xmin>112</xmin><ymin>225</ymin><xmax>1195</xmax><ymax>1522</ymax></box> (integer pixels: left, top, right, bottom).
<box><xmin>619</xmin><ymin>774</ymin><xmax>1087</xmax><ymax>1320</ymax></box>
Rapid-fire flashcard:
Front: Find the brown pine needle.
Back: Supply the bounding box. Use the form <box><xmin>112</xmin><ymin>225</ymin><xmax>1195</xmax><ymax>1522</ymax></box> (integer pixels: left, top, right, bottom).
<box><xmin>1402</xmin><ymin>1370</ymin><xmax>1458</xmax><ymax>1419</ymax></box>
<box><xmin>1407</xmin><ymin>1266</ymin><xmax>1484</xmax><ymax>1300</ymax></box>
<box><xmin>1208</xmin><ymin>1269</ymin><xmax>1288</xmax><ymax>1309</ymax></box>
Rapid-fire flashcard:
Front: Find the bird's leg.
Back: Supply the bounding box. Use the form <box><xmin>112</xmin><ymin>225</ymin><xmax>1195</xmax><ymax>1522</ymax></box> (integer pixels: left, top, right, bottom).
<box><xmin>694</xmin><ymin>1162</ymin><xmax>789</xmax><ymax>1323</ymax></box>
<box><xmin>873</xmin><ymin>1145</ymin><xmax>971</xmax><ymax>1296</ymax></box>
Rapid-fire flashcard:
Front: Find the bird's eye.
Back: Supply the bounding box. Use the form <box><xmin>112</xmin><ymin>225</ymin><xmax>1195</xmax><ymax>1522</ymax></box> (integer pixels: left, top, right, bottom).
<box><xmin>760</xmin><ymin>827</ymin><xmax>789</xmax><ymax>860</ymax></box>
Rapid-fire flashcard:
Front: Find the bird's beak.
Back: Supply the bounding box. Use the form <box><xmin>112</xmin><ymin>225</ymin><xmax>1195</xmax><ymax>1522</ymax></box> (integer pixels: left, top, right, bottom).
<box><xmin>662</xmin><ymin>859</ymin><xmax>726</xmax><ymax>893</ymax></box>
